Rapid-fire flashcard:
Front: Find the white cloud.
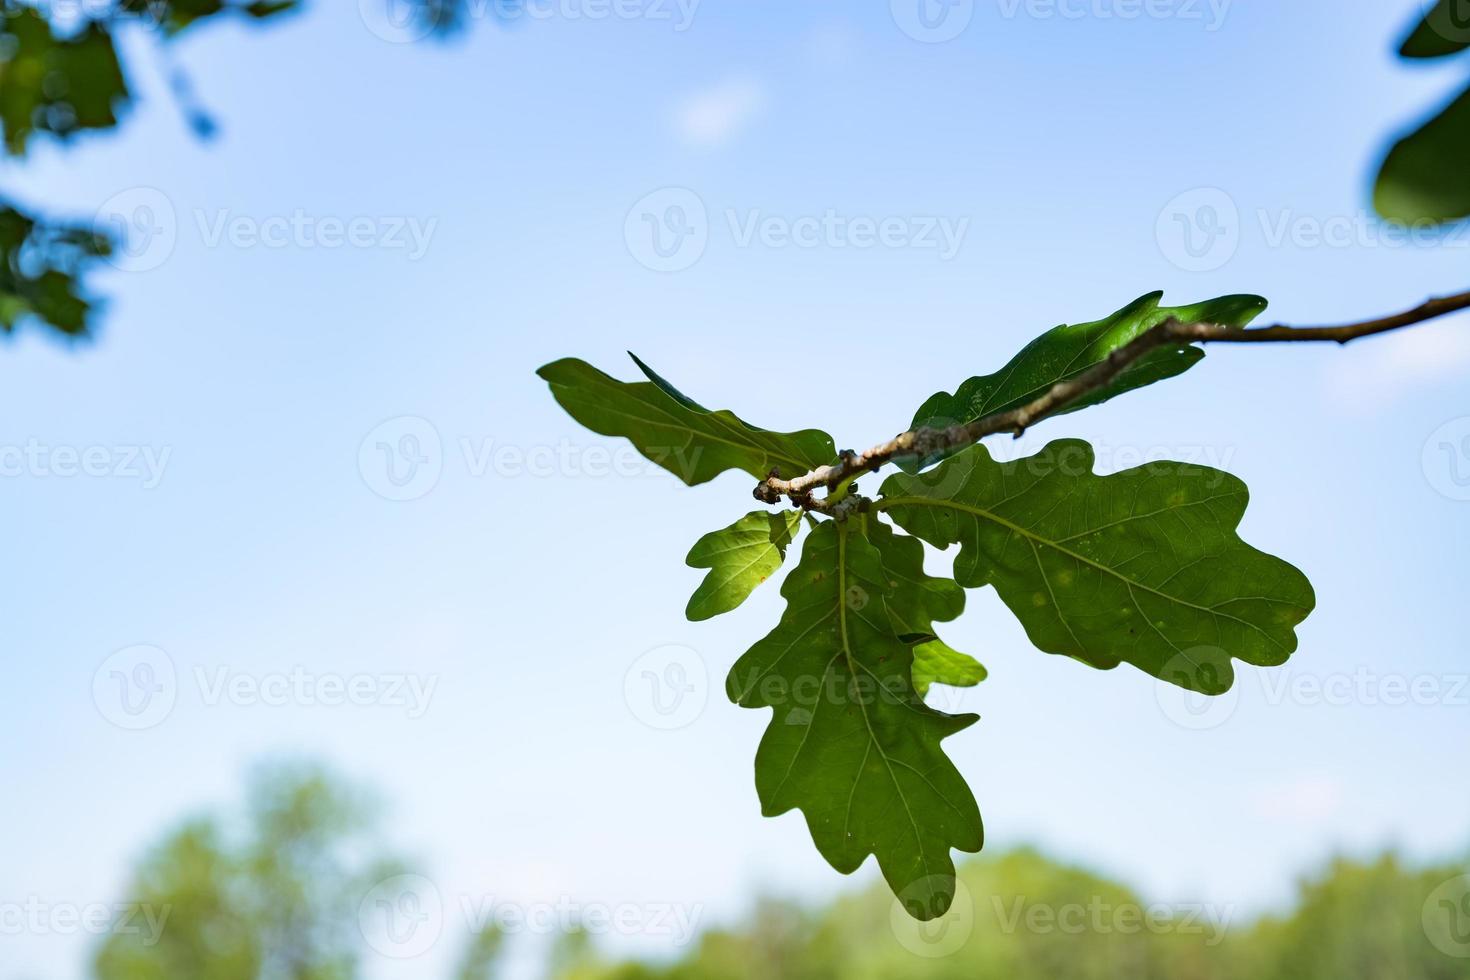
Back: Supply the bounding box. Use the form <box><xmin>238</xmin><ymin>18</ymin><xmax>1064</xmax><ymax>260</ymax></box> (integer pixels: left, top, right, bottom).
<box><xmin>1323</xmin><ymin>319</ymin><xmax>1470</xmax><ymax>412</ymax></box>
<box><xmin>675</xmin><ymin>75</ymin><xmax>768</xmax><ymax>149</ymax></box>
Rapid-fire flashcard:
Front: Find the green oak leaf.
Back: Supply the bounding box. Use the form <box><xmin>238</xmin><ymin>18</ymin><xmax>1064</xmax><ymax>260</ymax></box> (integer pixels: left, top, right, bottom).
<box><xmin>537</xmin><ymin>356</ymin><xmax>836</xmax><ymax>487</ymax></box>
<box><xmin>1400</xmin><ymin>0</ymin><xmax>1470</xmax><ymax>59</ymax></box>
<box><xmin>880</xmin><ymin>440</ymin><xmax>1315</xmax><ymax>695</ymax></box>
<box><xmin>1375</xmin><ymin>82</ymin><xmax>1470</xmax><ymax>225</ymax></box>
<box><xmin>903</xmin><ymin>292</ymin><xmax>1267</xmax><ymax>471</ymax></box>
<box><xmin>908</xmin><ymin>637</ymin><xmax>988</xmax><ymax>698</ymax></box>
<box><xmin>865</xmin><ymin>517</ymin><xmax>986</xmax><ymax>697</ymax></box>
<box><xmin>726</xmin><ymin>520</ymin><xmax>982</xmax><ymax>920</ymax></box>
<box><xmin>685</xmin><ymin>510</ymin><xmax>803</xmax><ymax>621</ymax></box>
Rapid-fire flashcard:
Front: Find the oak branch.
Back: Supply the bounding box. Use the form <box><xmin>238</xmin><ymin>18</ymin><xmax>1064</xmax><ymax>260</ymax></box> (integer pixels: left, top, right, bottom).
<box><xmin>754</xmin><ymin>290</ymin><xmax>1470</xmax><ymax>514</ymax></box>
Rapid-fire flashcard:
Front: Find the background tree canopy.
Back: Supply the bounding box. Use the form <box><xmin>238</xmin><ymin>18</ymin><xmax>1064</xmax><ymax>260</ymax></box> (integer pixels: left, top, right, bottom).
<box><xmin>92</xmin><ymin>762</ymin><xmax>1470</xmax><ymax>980</ymax></box>
<box><xmin>0</xmin><ymin>0</ymin><xmax>482</xmax><ymax>337</ymax></box>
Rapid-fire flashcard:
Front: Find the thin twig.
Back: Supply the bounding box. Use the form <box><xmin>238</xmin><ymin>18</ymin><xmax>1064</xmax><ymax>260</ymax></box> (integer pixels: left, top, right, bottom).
<box><xmin>754</xmin><ymin>288</ymin><xmax>1470</xmax><ymax>511</ymax></box>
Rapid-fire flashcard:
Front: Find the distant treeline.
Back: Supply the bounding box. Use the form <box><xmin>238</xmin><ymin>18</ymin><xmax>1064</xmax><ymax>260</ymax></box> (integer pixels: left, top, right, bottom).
<box><xmin>91</xmin><ymin>764</ymin><xmax>1470</xmax><ymax>980</ymax></box>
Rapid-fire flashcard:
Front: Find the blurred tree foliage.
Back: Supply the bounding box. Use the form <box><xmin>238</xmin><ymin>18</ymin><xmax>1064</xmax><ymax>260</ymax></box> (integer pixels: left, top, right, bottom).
<box><xmin>88</xmin><ymin>761</ymin><xmax>1470</xmax><ymax>980</ymax></box>
<box><xmin>93</xmin><ymin>762</ymin><xmax>396</xmax><ymax>980</ymax></box>
<box><xmin>564</xmin><ymin>848</ymin><xmax>1470</xmax><ymax>980</ymax></box>
<box><xmin>0</xmin><ymin>0</ymin><xmax>301</xmax><ymax>339</ymax></box>
<box><xmin>92</xmin><ymin>761</ymin><xmax>505</xmax><ymax>980</ymax></box>
<box><xmin>0</xmin><ymin>199</ymin><xmax>109</xmax><ymax>332</ymax></box>
<box><xmin>0</xmin><ymin>0</ymin><xmax>493</xmax><ymax>339</ymax></box>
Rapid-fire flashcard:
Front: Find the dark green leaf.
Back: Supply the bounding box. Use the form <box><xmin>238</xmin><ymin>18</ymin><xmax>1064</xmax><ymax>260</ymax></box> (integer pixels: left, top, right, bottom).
<box><xmin>243</xmin><ymin>1</ymin><xmax>301</xmax><ymax>21</ymax></box>
<box><xmin>905</xmin><ymin>292</ymin><xmax>1267</xmax><ymax>471</ymax></box>
<box><xmin>0</xmin><ymin>199</ymin><xmax>112</xmax><ymax>336</ymax></box>
<box><xmin>726</xmin><ymin>520</ymin><xmax>982</xmax><ymax>920</ymax></box>
<box><xmin>0</xmin><ymin>9</ymin><xmax>130</xmax><ymax>156</ymax></box>
<box><xmin>685</xmin><ymin>510</ymin><xmax>803</xmax><ymax>621</ymax></box>
<box><xmin>537</xmin><ymin>356</ymin><xmax>836</xmax><ymax>486</ymax></box>
<box><xmin>865</xmin><ymin>517</ymin><xmax>986</xmax><ymax>696</ymax></box>
<box><xmin>880</xmin><ymin>440</ymin><xmax>1315</xmax><ymax>694</ymax></box>
<box><xmin>1375</xmin><ymin>82</ymin><xmax>1470</xmax><ymax>225</ymax></box>
<box><xmin>1400</xmin><ymin>0</ymin><xmax>1470</xmax><ymax>58</ymax></box>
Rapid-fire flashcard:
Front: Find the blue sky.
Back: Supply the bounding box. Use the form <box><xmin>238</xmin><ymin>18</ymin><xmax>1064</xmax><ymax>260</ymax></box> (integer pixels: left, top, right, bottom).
<box><xmin>3</xmin><ymin>1</ymin><xmax>1470</xmax><ymax>977</ymax></box>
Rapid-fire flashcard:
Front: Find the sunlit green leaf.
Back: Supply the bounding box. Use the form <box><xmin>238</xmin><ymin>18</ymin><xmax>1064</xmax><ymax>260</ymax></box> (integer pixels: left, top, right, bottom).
<box><xmin>904</xmin><ymin>293</ymin><xmax>1267</xmax><ymax>471</ymax></box>
<box><xmin>908</xmin><ymin>637</ymin><xmax>988</xmax><ymax>697</ymax></box>
<box><xmin>538</xmin><ymin>356</ymin><xmax>836</xmax><ymax>486</ymax></box>
<box><xmin>685</xmin><ymin>510</ymin><xmax>803</xmax><ymax>621</ymax></box>
<box><xmin>881</xmin><ymin>440</ymin><xmax>1314</xmax><ymax>694</ymax></box>
<box><xmin>726</xmin><ymin>520</ymin><xmax>982</xmax><ymax>920</ymax></box>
